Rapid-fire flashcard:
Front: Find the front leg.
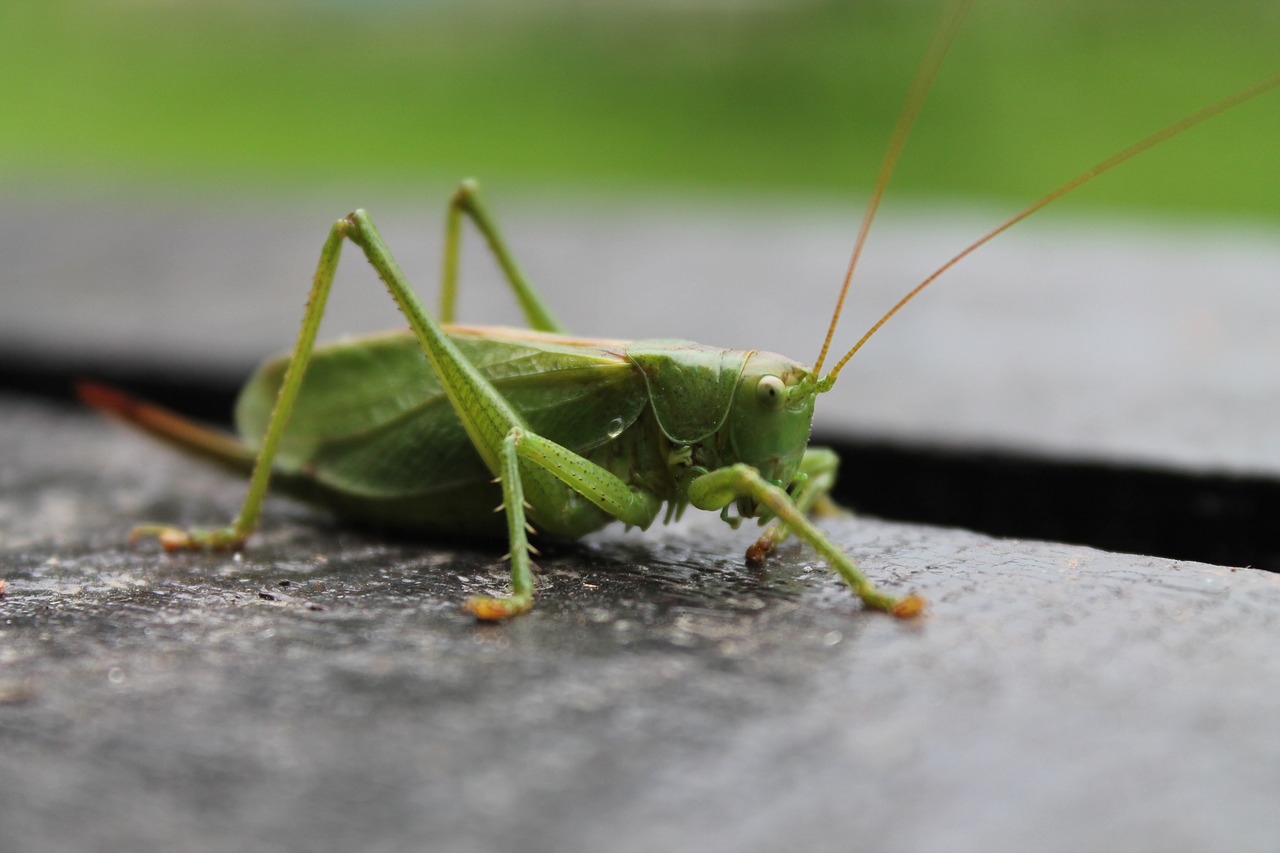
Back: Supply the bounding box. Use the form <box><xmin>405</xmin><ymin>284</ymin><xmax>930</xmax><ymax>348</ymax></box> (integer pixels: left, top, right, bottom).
<box><xmin>746</xmin><ymin>446</ymin><xmax>842</xmax><ymax>564</ymax></box>
<box><xmin>688</xmin><ymin>464</ymin><xmax>923</xmax><ymax>618</ymax></box>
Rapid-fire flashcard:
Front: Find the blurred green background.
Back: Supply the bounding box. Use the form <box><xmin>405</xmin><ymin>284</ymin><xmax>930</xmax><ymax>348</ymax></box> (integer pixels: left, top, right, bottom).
<box><xmin>3</xmin><ymin>0</ymin><xmax>1278</xmax><ymax>219</ymax></box>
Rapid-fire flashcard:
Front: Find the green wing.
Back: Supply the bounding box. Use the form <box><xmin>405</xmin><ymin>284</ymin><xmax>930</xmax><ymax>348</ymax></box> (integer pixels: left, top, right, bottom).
<box><xmin>235</xmin><ymin>329</ymin><xmax>646</xmax><ymax>500</ymax></box>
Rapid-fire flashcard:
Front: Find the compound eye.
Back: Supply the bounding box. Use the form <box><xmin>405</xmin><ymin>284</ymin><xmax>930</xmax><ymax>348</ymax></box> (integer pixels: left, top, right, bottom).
<box><xmin>756</xmin><ymin>375</ymin><xmax>786</xmax><ymax>411</ymax></box>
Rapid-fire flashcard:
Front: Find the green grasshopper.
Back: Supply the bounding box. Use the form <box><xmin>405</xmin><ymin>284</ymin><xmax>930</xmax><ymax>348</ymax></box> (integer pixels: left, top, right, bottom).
<box><xmin>82</xmin><ymin>3</ymin><xmax>1278</xmax><ymax>621</ymax></box>
<box><xmin>81</xmin><ymin>187</ymin><xmax>918</xmax><ymax>621</ymax></box>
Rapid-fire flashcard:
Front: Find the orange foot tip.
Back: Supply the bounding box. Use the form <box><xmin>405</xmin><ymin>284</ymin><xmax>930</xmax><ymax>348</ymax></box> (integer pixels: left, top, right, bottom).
<box><xmin>129</xmin><ymin>526</ymin><xmax>244</xmax><ymax>552</ymax></box>
<box><xmin>130</xmin><ymin>526</ymin><xmax>191</xmax><ymax>550</ymax></box>
<box><xmin>745</xmin><ymin>537</ymin><xmax>772</xmax><ymax>566</ymax></box>
<box><xmin>890</xmin><ymin>594</ymin><xmax>927</xmax><ymax>619</ymax></box>
<box><xmin>463</xmin><ymin>596</ymin><xmax>531</xmax><ymax>622</ymax></box>
<box><xmin>159</xmin><ymin>530</ymin><xmax>199</xmax><ymax>551</ymax></box>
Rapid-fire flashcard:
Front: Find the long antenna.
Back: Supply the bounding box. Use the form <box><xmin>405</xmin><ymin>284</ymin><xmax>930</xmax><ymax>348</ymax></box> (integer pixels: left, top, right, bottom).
<box><xmin>821</xmin><ymin>69</ymin><xmax>1280</xmax><ymax>386</ymax></box>
<box><xmin>811</xmin><ymin>0</ymin><xmax>973</xmax><ymax>377</ymax></box>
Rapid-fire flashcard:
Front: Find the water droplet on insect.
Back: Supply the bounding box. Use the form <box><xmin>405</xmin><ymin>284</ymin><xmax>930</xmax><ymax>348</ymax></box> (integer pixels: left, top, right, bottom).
<box><xmin>606</xmin><ymin>417</ymin><xmax>625</xmax><ymax>439</ymax></box>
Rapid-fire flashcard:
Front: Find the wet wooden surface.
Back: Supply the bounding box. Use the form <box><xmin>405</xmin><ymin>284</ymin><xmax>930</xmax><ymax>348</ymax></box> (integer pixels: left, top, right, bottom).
<box><xmin>3</xmin><ymin>396</ymin><xmax>1280</xmax><ymax>852</ymax></box>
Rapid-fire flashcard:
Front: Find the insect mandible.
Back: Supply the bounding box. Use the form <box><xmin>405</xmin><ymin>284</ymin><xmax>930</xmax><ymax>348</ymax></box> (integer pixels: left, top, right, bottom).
<box><xmin>81</xmin><ymin>1</ymin><xmax>1280</xmax><ymax>620</ymax></box>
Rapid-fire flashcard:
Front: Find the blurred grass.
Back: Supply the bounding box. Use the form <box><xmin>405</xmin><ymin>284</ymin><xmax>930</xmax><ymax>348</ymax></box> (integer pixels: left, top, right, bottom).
<box><xmin>2</xmin><ymin>0</ymin><xmax>1278</xmax><ymax>218</ymax></box>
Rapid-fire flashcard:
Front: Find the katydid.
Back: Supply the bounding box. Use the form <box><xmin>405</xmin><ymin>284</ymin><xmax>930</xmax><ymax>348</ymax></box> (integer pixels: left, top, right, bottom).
<box><xmin>80</xmin><ymin>4</ymin><xmax>1279</xmax><ymax>621</ymax></box>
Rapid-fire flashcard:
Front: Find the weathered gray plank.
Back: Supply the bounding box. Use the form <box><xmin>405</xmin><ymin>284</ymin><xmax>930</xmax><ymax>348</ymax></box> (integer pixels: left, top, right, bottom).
<box><xmin>2</xmin><ymin>395</ymin><xmax>1278</xmax><ymax>853</ymax></box>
